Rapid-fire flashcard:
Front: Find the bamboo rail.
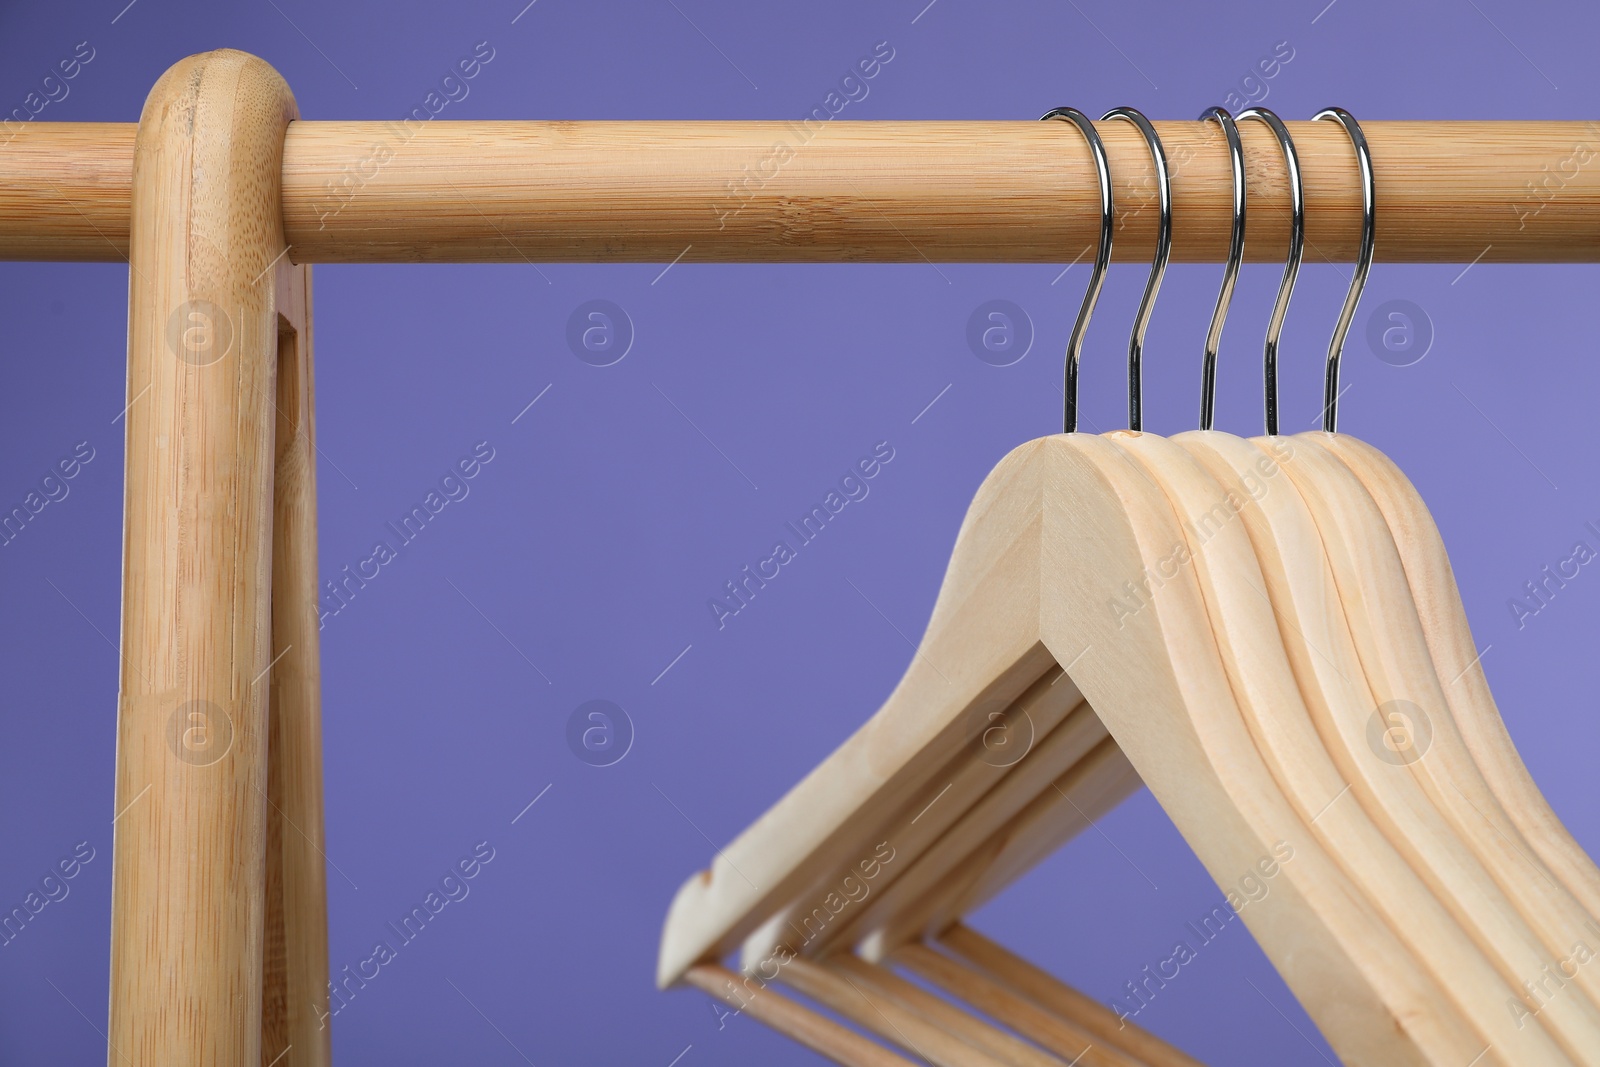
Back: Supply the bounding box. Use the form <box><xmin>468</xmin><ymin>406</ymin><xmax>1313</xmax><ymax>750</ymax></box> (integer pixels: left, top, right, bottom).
<box><xmin>3</xmin><ymin>119</ymin><xmax>1599</xmax><ymax>264</ymax></box>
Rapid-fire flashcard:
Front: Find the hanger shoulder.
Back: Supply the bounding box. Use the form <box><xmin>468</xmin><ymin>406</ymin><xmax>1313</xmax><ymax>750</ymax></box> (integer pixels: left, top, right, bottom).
<box><xmin>1179</xmin><ymin>430</ymin><xmax>1568</xmax><ymax>1062</ymax></box>
<box><xmin>737</xmin><ymin>668</ymin><xmax>1088</xmax><ymax>970</ymax></box>
<box><xmin>787</xmin><ymin>695</ymin><xmax>1100</xmax><ymax>964</ymax></box>
<box><xmin>1280</xmin><ymin>433</ymin><xmax>1600</xmax><ymax>1057</ymax></box>
<box><xmin>658</xmin><ymin>439</ymin><xmax>1061</xmax><ymax>988</ymax></box>
<box><xmin>858</xmin><ymin>733</ymin><xmax>1133</xmax><ymax>959</ymax></box>
<box><xmin>1323</xmin><ymin>433</ymin><xmax>1600</xmax><ymax>921</ymax></box>
<box><xmin>663</xmin><ymin>433</ymin><xmax>1490</xmax><ymax>1065</ymax></box>
<box><xmin>924</xmin><ymin>744</ymin><xmax>1142</xmax><ymax>927</ymax></box>
<box><xmin>1105</xmin><ymin>430</ymin><xmax>1488</xmax><ymax>1065</ymax></box>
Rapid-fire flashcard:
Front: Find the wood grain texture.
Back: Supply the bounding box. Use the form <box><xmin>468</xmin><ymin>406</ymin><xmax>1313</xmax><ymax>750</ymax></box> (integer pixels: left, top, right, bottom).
<box><xmin>873</xmin><ymin>738</ymin><xmax>1141</xmax><ymax>956</ymax></box>
<box><xmin>936</xmin><ymin>925</ymin><xmax>1207</xmax><ymax>1067</ymax></box>
<box><xmin>683</xmin><ymin>963</ymin><xmax>916</xmax><ymax>1067</ymax></box>
<box><xmin>661</xmin><ymin>433</ymin><xmax>1486</xmax><ymax>1065</ymax></box>
<box><xmin>6</xmin><ymin>121</ymin><xmax>1600</xmax><ymax>262</ymax></box>
<box><xmin>1274</xmin><ymin>435</ymin><xmax>1600</xmax><ymax>1059</ymax></box>
<box><xmin>737</xmin><ymin>673</ymin><xmax>1087</xmax><ymax>971</ymax></box>
<box><xmin>827</xmin><ymin>955</ymin><xmax>1081</xmax><ymax>1067</ymax></box>
<box><xmin>891</xmin><ymin>944</ymin><xmax>1142</xmax><ymax>1067</ymax></box>
<box><xmin>108</xmin><ymin>49</ymin><xmax>296</xmax><ymax>1067</ymax></box>
<box><xmin>1322</xmin><ymin>434</ymin><xmax>1600</xmax><ymax>921</ymax></box>
<box><xmin>777</xmin><ymin>956</ymin><xmax>1013</xmax><ymax>1067</ymax></box>
<box><xmin>1177</xmin><ymin>431</ymin><xmax>1569</xmax><ymax>1063</ymax></box>
<box><xmin>657</xmin><ymin>443</ymin><xmax>1057</xmax><ymax>989</ymax></box>
<box><xmin>261</xmin><ymin>262</ymin><xmax>331</xmax><ymax>1067</ymax></box>
<box><xmin>844</xmin><ymin>710</ymin><xmax>1115</xmax><ymax>957</ymax></box>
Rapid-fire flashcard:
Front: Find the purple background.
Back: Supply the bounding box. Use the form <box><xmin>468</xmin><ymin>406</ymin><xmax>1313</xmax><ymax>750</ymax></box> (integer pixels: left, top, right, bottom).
<box><xmin>2</xmin><ymin>1</ymin><xmax>1598</xmax><ymax>1063</ymax></box>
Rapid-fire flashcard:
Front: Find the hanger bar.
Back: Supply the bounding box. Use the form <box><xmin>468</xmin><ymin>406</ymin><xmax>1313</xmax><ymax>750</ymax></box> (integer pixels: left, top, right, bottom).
<box><xmin>683</xmin><ymin>963</ymin><xmax>918</xmax><ymax>1067</ymax></box>
<box><xmin>777</xmin><ymin>956</ymin><xmax>1019</xmax><ymax>1067</ymax></box>
<box><xmin>828</xmin><ymin>955</ymin><xmax>1080</xmax><ymax>1067</ymax></box>
<box><xmin>3</xmin><ymin>120</ymin><xmax>1598</xmax><ymax>263</ymax></box>
<box><xmin>934</xmin><ymin>925</ymin><xmax>1207</xmax><ymax>1067</ymax></box>
<box><xmin>894</xmin><ymin>943</ymin><xmax>1166</xmax><ymax>1067</ymax></box>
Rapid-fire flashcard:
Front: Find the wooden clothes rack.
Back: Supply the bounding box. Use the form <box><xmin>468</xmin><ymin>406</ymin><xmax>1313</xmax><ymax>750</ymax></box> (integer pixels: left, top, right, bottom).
<box><xmin>7</xmin><ymin>47</ymin><xmax>1599</xmax><ymax>1066</ymax></box>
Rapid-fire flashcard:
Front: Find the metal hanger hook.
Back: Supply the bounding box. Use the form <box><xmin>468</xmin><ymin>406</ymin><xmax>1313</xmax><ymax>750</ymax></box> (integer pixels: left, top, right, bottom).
<box><xmin>1041</xmin><ymin>106</ymin><xmax>1114</xmax><ymax>435</ymax></box>
<box><xmin>1100</xmin><ymin>107</ymin><xmax>1172</xmax><ymax>432</ymax></box>
<box><xmin>1197</xmin><ymin>106</ymin><xmax>1247</xmax><ymax>431</ymax></box>
<box><xmin>1313</xmin><ymin>106</ymin><xmax>1375</xmax><ymax>434</ymax></box>
<box><xmin>1237</xmin><ymin>107</ymin><xmax>1305</xmax><ymax>437</ymax></box>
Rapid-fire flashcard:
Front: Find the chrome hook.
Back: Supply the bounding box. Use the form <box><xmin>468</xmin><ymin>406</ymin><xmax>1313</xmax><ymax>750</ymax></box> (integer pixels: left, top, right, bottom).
<box><xmin>1042</xmin><ymin>106</ymin><xmax>1114</xmax><ymax>434</ymax></box>
<box><xmin>1198</xmin><ymin>106</ymin><xmax>1246</xmax><ymax>431</ymax></box>
<box><xmin>1313</xmin><ymin>107</ymin><xmax>1375</xmax><ymax>433</ymax></box>
<box><xmin>1237</xmin><ymin>107</ymin><xmax>1304</xmax><ymax>437</ymax></box>
<box><xmin>1101</xmin><ymin>107</ymin><xmax>1172</xmax><ymax>432</ymax></box>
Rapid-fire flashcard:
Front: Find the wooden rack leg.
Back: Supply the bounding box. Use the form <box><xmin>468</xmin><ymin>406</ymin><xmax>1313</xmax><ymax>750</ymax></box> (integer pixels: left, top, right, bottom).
<box><xmin>262</xmin><ymin>262</ymin><xmax>331</xmax><ymax>1066</ymax></box>
<box><xmin>107</xmin><ymin>49</ymin><xmax>299</xmax><ymax>1066</ymax></box>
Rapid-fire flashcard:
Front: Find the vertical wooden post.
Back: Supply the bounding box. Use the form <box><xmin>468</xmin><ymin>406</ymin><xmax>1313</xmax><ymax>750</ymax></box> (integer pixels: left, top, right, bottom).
<box><xmin>109</xmin><ymin>50</ymin><xmax>300</xmax><ymax>1066</ymax></box>
<box><xmin>262</xmin><ymin>261</ymin><xmax>332</xmax><ymax>1066</ymax></box>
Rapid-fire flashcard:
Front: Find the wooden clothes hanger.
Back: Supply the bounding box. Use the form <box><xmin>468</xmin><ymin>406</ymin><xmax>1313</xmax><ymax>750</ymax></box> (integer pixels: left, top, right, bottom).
<box><xmin>656</xmin><ymin>106</ymin><xmax>1600</xmax><ymax>1066</ymax></box>
<box><xmin>1275</xmin><ymin>436</ymin><xmax>1600</xmax><ymax>1036</ymax></box>
<box><xmin>846</xmin><ymin>109</ymin><xmax>1564</xmax><ymax>1062</ymax></box>
<box><xmin>1107</xmin><ymin>109</ymin><xmax>1575</xmax><ymax>1061</ymax></box>
<box><xmin>1180</xmin><ymin>429</ymin><xmax>1586</xmax><ymax>1064</ymax></box>
<box><xmin>1177</xmin><ymin>109</ymin><xmax>1599</xmax><ymax>1061</ymax></box>
<box><xmin>662</xmin><ymin>427</ymin><xmax>1475</xmax><ymax>1065</ymax></box>
<box><xmin>1245</xmin><ymin>109</ymin><xmax>1600</xmax><ymax>1047</ymax></box>
<box><xmin>1183</xmin><ymin>109</ymin><xmax>1599</xmax><ymax>1059</ymax></box>
<box><xmin>1322</xmin><ymin>432</ymin><xmax>1600</xmax><ymax>919</ymax></box>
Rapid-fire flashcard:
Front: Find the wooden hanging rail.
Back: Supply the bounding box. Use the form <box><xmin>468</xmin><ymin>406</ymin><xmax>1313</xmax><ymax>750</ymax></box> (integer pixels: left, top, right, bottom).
<box><xmin>3</xmin><ymin>119</ymin><xmax>1598</xmax><ymax>264</ymax></box>
<box><xmin>18</xmin><ymin>43</ymin><xmax>1600</xmax><ymax>1065</ymax></box>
